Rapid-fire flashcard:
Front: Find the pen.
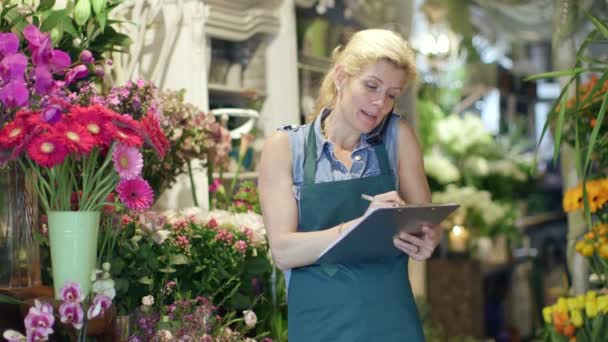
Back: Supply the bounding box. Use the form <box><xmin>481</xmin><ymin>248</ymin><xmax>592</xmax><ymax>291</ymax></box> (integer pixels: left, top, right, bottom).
<box><xmin>361</xmin><ymin>194</ymin><xmax>374</xmax><ymax>202</ymax></box>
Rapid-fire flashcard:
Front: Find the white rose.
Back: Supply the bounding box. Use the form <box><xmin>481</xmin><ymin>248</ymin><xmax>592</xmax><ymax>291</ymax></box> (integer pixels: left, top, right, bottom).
<box><xmin>142</xmin><ymin>295</ymin><xmax>154</xmax><ymax>306</ymax></box>
<box><xmin>243</xmin><ymin>310</ymin><xmax>257</xmax><ymax>328</ymax></box>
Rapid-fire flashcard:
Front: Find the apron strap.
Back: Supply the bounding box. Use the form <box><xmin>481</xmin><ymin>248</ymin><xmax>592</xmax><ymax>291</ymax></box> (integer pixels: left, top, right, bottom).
<box><xmin>304</xmin><ymin>124</ymin><xmax>317</xmax><ymax>185</ymax></box>
<box><xmin>303</xmin><ymin>117</ymin><xmax>394</xmax><ymax>185</ymax></box>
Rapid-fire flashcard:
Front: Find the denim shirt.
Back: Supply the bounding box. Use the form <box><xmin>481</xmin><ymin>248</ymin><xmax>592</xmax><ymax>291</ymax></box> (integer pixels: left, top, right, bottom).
<box><xmin>278</xmin><ymin>110</ymin><xmax>401</xmax><ymax>288</ymax></box>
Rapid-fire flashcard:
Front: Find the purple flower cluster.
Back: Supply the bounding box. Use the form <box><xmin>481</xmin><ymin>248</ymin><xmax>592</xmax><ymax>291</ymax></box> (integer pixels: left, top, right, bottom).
<box><xmin>0</xmin><ymin>24</ymin><xmax>98</xmax><ymax>123</ymax></box>
<box><xmin>0</xmin><ymin>25</ymin><xmax>68</xmax><ymax>109</ymax></box>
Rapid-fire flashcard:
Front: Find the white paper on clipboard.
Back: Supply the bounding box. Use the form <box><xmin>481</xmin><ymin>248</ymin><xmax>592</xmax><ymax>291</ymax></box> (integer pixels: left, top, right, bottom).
<box><xmin>316</xmin><ymin>203</ymin><xmax>460</xmax><ymax>264</ymax></box>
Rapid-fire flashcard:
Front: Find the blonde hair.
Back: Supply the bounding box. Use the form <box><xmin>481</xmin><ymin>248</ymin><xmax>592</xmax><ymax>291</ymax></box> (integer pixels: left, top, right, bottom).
<box><xmin>311</xmin><ymin>29</ymin><xmax>417</xmax><ymax>120</ymax></box>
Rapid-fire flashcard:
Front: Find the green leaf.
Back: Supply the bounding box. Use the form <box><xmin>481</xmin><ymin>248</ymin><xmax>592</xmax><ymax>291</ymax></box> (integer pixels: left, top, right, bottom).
<box><xmin>98</xmin><ymin>10</ymin><xmax>106</xmax><ymax>32</ymax></box>
<box><xmin>91</xmin><ymin>0</ymin><xmax>105</xmax><ymax>14</ymax></box>
<box><xmin>137</xmin><ymin>276</ymin><xmax>154</xmax><ymax>285</ymax></box>
<box><xmin>0</xmin><ymin>293</ymin><xmax>22</xmax><ymax>305</ymax></box>
<box><xmin>74</xmin><ymin>0</ymin><xmax>92</xmax><ymax>27</ymax></box>
<box><xmin>159</xmin><ymin>267</ymin><xmax>176</xmax><ymax>273</ymax></box>
<box><xmin>170</xmin><ymin>254</ymin><xmax>190</xmax><ymax>265</ymax></box>
<box><xmin>525</xmin><ymin>68</ymin><xmax>586</xmax><ymax>81</ymax></box>
<box><xmin>552</xmin><ymin>94</ymin><xmax>568</xmax><ymax>163</ymax></box>
<box><xmin>587</xmin><ymin>12</ymin><xmax>608</xmax><ymax>40</ymax></box>
<box><xmin>1</xmin><ymin>5</ymin><xmax>18</xmax><ymax>21</ymax></box>
<box><xmin>50</xmin><ymin>25</ymin><xmax>63</xmax><ymax>45</ymax></box>
<box><xmin>37</xmin><ymin>0</ymin><xmax>56</xmax><ymax>12</ymax></box>
<box><xmin>535</xmin><ymin>75</ymin><xmax>575</xmax><ymax>160</ymax></box>
<box><xmin>40</xmin><ymin>9</ymin><xmax>70</xmax><ymax>32</ymax></box>
<box><xmin>583</xmin><ymin>88</ymin><xmax>608</xmax><ymax>174</ymax></box>
<box><xmin>61</xmin><ymin>17</ymin><xmax>78</xmax><ymax>37</ymax></box>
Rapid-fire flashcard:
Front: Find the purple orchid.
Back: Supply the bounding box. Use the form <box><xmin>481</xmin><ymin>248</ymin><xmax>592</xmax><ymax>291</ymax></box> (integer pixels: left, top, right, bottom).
<box><xmin>33</xmin><ymin>66</ymin><xmax>54</xmax><ymax>95</ymax></box>
<box><xmin>87</xmin><ymin>294</ymin><xmax>112</xmax><ymax>319</ymax></box>
<box><xmin>79</xmin><ymin>50</ymin><xmax>94</xmax><ymax>64</ymax></box>
<box><xmin>0</xmin><ymin>79</ymin><xmax>29</xmax><ymax>107</ymax></box>
<box><xmin>0</xmin><ymin>33</ymin><xmax>19</xmax><ymax>58</ymax></box>
<box><xmin>22</xmin><ymin>25</ymin><xmax>51</xmax><ymax>63</ymax></box>
<box><xmin>0</xmin><ymin>53</ymin><xmax>28</xmax><ymax>79</ymax></box>
<box><xmin>23</xmin><ymin>300</ymin><xmax>54</xmax><ymax>340</ymax></box>
<box><xmin>59</xmin><ymin>281</ymin><xmax>85</xmax><ymax>303</ymax></box>
<box><xmin>41</xmin><ymin>104</ymin><xmax>63</xmax><ymax>124</ymax></box>
<box><xmin>46</xmin><ymin>50</ymin><xmax>71</xmax><ymax>73</ymax></box>
<box><xmin>59</xmin><ymin>302</ymin><xmax>84</xmax><ymax>330</ymax></box>
<box><xmin>65</xmin><ymin>64</ymin><xmax>89</xmax><ymax>85</ymax></box>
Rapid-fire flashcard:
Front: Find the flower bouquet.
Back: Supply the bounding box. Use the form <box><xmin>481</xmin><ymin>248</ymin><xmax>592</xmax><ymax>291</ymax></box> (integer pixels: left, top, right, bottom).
<box><xmin>542</xmin><ymin>291</ymin><xmax>608</xmax><ymax>341</ymax></box>
<box><xmin>0</xmin><ymin>27</ymin><xmax>166</xmax><ymax>299</ymax></box>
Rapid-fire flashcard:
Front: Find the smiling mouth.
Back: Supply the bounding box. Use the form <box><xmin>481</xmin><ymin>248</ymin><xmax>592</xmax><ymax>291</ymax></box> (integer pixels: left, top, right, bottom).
<box><xmin>361</xmin><ymin>110</ymin><xmax>377</xmax><ymax>118</ymax></box>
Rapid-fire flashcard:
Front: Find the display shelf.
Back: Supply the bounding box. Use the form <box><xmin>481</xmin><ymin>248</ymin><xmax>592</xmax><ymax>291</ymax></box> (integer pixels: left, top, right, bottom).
<box><xmin>297</xmin><ymin>54</ymin><xmax>332</xmax><ymax>73</ymax></box>
<box><xmin>205</xmin><ymin>0</ymin><xmax>282</xmax><ymax>42</ymax></box>
<box><xmin>208</xmin><ymin>83</ymin><xmax>267</xmax><ymax>100</ymax></box>
<box><xmin>213</xmin><ymin>171</ymin><xmax>259</xmax><ymax>181</ymax></box>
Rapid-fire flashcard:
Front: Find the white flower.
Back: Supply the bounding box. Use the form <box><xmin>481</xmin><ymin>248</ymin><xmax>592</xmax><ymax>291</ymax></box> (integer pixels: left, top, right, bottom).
<box><xmin>3</xmin><ymin>330</ymin><xmax>25</xmax><ymax>341</ymax></box>
<box><xmin>92</xmin><ymin>278</ymin><xmax>116</xmax><ymax>300</ymax></box>
<box><xmin>424</xmin><ymin>151</ymin><xmax>460</xmax><ymax>184</ymax></box>
<box><xmin>463</xmin><ymin>156</ymin><xmax>489</xmax><ymax>176</ymax></box>
<box><xmin>157</xmin><ymin>330</ymin><xmax>173</xmax><ymax>341</ymax></box>
<box><xmin>151</xmin><ymin>230</ymin><xmax>171</xmax><ymax>244</ymax></box>
<box><xmin>142</xmin><ymin>295</ymin><xmax>154</xmax><ymax>306</ymax></box>
<box><xmin>244</xmin><ymin>338</ymin><xmax>257</xmax><ymax>342</ymax></box>
<box><xmin>243</xmin><ymin>310</ymin><xmax>257</xmax><ymax>328</ymax></box>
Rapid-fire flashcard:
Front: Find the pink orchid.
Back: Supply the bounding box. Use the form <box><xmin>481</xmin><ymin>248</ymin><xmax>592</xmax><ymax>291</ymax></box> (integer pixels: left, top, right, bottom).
<box><xmin>23</xmin><ymin>300</ymin><xmax>54</xmax><ymax>339</ymax></box>
<box><xmin>87</xmin><ymin>295</ymin><xmax>112</xmax><ymax>319</ymax></box>
<box><xmin>59</xmin><ymin>302</ymin><xmax>84</xmax><ymax>330</ymax></box>
<box><xmin>59</xmin><ymin>281</ymin><xmax>84</xmax><ymax>303</ymax></box>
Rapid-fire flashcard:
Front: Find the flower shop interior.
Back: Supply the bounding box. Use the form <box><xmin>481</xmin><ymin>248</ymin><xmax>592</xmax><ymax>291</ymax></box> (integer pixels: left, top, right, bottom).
<box><xmin>1</xmin><ymin>0</ymin><xmax>607</xmax><ymax>341</ymax></box>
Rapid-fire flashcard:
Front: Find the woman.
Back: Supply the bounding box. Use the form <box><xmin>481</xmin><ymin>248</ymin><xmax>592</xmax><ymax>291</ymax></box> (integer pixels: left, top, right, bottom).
<box><xmin>259</xmin><ymin>29</ymin><xmax>440</xmax><ymax>341</ymax></box>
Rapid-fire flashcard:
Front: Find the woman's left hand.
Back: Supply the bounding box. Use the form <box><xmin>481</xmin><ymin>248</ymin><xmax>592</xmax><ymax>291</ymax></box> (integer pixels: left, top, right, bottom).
<box><xmin>393</xmin><ymin>225</ymin><xmax>442</xmax><ymax>261</ymax></box>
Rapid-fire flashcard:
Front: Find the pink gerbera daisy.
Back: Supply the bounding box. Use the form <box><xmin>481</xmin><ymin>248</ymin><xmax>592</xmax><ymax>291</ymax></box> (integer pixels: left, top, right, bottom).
<box><xmin>112</xmin><ymin>144</ymin><xmax>143</xmax><ymax>179</ymax></box>
<box><xmin>55</xmin><ymin>122</ymin><xmax>96</xmax><ymax>154</ymax></box>
<box><xmin>26</xmin><ymin>134</ymin><xmax>68</xmax><ymax>168</ymax></box>
<box><xmin>116</xmin><ymin>178</ymin><xmax>154</xmax><ymax>211</ymax></box>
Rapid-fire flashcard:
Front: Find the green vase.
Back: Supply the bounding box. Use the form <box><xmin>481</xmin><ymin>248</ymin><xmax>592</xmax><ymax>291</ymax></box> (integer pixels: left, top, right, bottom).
<box><xmin>48</xmin><ymin>211</ymin><xmax>100</xmax><ymax>299</ymax></box>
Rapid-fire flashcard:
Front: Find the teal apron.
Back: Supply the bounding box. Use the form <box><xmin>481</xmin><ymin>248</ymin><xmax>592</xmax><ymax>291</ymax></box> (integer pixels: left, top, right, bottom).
<box><xmin>287</xmin><ymin>126</ymin><xmax>424</xmax><ymax>341</ymax></box>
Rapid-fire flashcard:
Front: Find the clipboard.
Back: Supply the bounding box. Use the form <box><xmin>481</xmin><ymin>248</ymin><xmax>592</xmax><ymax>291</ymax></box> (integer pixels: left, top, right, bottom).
<box><xmin>316</xmin><ymin>203</ymin><xmax>460</xmax><ymax>264</ymax></box>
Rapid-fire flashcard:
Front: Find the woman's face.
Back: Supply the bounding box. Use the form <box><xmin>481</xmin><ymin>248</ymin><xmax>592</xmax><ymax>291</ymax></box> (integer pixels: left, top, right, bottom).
<box><xmin>335</xmin><ymin>60</ymin><xmax>407</xmax><ymax>134</ymax></box>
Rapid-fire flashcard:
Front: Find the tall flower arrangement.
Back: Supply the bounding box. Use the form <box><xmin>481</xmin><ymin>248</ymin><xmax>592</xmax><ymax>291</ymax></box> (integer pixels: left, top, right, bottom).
<box><xmin>528</xmin><ymin>13</ymin><xmax>608</xmax><ymax>341</ymax></box>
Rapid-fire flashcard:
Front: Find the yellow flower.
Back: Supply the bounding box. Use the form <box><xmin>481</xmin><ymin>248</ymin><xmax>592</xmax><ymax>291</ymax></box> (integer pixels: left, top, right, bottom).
<box><xmin>598</xmin><ymin>295</ymin><xmax>608</xmax><ymax>313</ymax></box>
<box><xmin>575</xmin><ymin>240</ymin><xmax>586</xmax><ymax>254</ymax></box>
<box><xmin>557</xmin><ymin>297</ymin><xmax>569</xmax><ymax>313</ymax></box>
<box><xmin>598</xmin><ymin>243</ymin><xmax>608</xmax><ymax>259</ymax></box>
<box><xmin>567</xmin><ymin>298</ymin><xmax>578</xmax><ymax>311</ymax></box>
<box><xmin>563</xmin><ymin>185</ymin><xmax>583</xmax><ymax>212</ymax></box>
<box><xmin>580</xmin><ymin>243</ymin><xmax>595</xmax><ymax>257</ymax></box>
<box><xmin>575</xmin><ymin>295</ymin><xmax>586</xmax><ymax>310</ymax></box>
<box><xmin>586</xmin><ymin>291</ymin><xmax>597</xmax><ymax>302</ymax></box>
<box><xmin>571</xmin><ymin>309</ymin><xmax>584</xmax><ymax>327</ymax></box>
<box><xmin>586</xmin><ymin>299</ymin><xmax>598</xmax><ymax>318</ymax></box>
<box><xmin>543</xmin><ymin>306</ymin><xmax>553</xmax><ymax>324</ymax></box>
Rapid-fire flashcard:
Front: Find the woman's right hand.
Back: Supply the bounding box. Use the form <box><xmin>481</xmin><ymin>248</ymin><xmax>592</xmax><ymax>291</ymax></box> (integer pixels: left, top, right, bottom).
<box><xmin>363</xmin><ymin>191</ymin><xmax>406</xmax><ymax>215</ymax></box>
